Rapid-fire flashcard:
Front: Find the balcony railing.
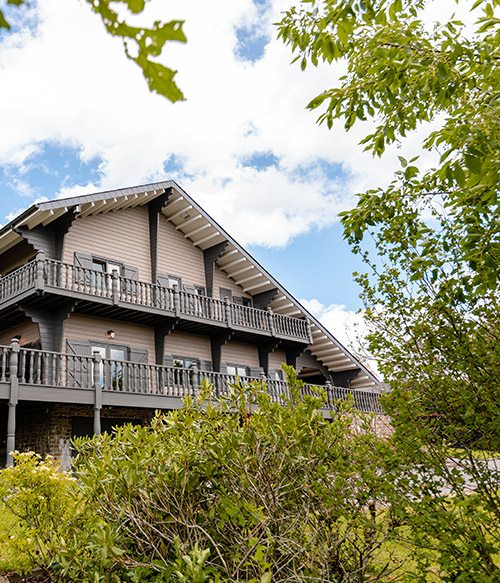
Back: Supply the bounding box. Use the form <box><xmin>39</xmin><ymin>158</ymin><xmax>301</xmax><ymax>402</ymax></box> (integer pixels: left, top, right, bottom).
<box><xmin>0</xmin><ymin>344</ymin><xmax>383</xmax><ymax>413</ymax></box>
<box><xmin>1</xmin><ymin>254</ymin><xmax>312</xmax><ymax>343</ymax></box>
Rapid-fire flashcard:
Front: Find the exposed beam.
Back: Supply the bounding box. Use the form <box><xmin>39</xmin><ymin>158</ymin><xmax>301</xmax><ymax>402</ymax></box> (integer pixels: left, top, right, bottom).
<box><xmin>175</xmin><ymin>214</ymin><xmax>202</xmax><ymax>230</ymax></box>
<box><xmin>244</xmin><ymin>280</ymin><xmax>270</xmax><ymax>292</ymax></box>
<box><xmin>192</xmin><ymin>231</ymin><xmax>221</xmax><ymax>246</ymax></box>
<box><xmin>227</xmin><ymin>264</ymin><xmax>253</xmax><ymax>278</ymax></box>
<box><xmin>41</xmin><ymin>207</ymin><xmax>68</xmax><ymax>226</ymax></box>
<box><xmin>25</xmin><ymin>210</ymin><xmax>52</xmax><ymax>230</ymax></box>
<box><xmin>220</xmin><ymin>256</ymin><xmax>246</xmax><ymax>270</ymax></box>
<box><xmin>235</xmin><ymin>272</ymin><xmax>263</xmax><ymax>286</ymax></box>
<box><xmin>165</xmin><ymin>204</ymin><xmax>192</xmax><ymax>221</ymax></box>
<box><xmin>129</xmin><ymin>190</ymin><xmax>155</xmax><ymax>207</ymax></box>
<box><xmin>184</xmin><ymin>223</ymin><xmax>211</xmax><ymax>238</ymax></box>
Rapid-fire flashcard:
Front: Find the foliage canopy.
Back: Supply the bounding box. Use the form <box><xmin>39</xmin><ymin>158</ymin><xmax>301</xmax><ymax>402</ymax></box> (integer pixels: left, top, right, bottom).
<box><xmin>0</xmin><ymin>0</ymin><xmax>186</xmax><ymax>102</ymax></box>
<box><xmin>278</xmin><ymin>0</ymin><xmax>500</xmax><ymax>578</ymax></box>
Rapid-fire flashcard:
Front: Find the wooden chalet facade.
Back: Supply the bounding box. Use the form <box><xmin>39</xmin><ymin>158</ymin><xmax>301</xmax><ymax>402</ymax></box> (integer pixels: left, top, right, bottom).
<box><xmin>0</xmin><ymin>181</ymin><xmax>381</xmax><ymax>468</ymax></box>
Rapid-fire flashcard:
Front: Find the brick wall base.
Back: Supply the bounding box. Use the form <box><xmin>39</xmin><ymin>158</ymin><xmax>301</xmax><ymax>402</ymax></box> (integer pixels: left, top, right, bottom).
<box><xmin>7</xmin><ymin>402</ymin><xmax>156</xmax><ymax>470</ymax></box>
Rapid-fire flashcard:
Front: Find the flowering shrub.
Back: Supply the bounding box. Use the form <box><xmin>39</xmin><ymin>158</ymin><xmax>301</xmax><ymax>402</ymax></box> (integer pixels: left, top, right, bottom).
<box><xmin>0</xmin><ymin>451</ymin><xmax>80</xmax><ymax>573</ymax></box>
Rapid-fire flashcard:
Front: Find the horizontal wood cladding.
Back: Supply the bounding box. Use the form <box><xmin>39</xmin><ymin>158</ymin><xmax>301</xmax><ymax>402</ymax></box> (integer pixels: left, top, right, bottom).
<box><xmin>213</xmin><ymin>265</ymin><xmax>252</xmax><ymax>301</ymax></box>
<box><xmin>0</xmin><ymin>240</ymin><xmax>36</xmax><ymax>276</ymax></box>
<box><xmin>63</xmin><ymin>314</ymin><xmax>155</xmax><ymax>361</ymax></box>
<box><xmin>268</xmin><ymin>349</ymin><xmax>287</xmax><ymax>371</ymax></box>
<box><xmin>0</xmin><ymin>319</ymin><xmax>39</xmax><ymax>347</ymax></box>
<box><xmin>63</xmin><ymin>207</ymin><xmax>151</xmax><ymax>281</ymax></box>
<box><xmin>157</xmin><ymin>215</ymin><xmax>205</xmax><ymax>287</ymax></box>
<box><xmin>222</xmin><ymin>341</ymin><xmax>259</xmax><ymax>367</ymax></box>
<box><xmin>165</xmin><ymin>331</ymin><xmax>211</xmax><ymax>361</ymax></box>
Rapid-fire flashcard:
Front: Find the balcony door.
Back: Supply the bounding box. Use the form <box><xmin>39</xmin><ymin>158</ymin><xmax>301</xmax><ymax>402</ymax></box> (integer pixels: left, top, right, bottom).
<box><xmin>91</xmin><ymin>344</ymin><xmax>127</xmax><ymax>389</ymax></box>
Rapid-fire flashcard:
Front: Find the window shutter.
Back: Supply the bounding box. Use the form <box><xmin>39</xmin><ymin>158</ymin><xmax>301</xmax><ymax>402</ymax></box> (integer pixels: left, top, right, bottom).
<box><xmin>129</xmin><ymin>348</ymin><xmax>148</xmax><ymax>363</ymax></box>
<box><xmin>249</xmin><ymin>366</ymin><xmax>264</xmax><ymax>378</ymax></box>
<box><xmin>199</xmin><ymin>359</ymin><xmax>212</xmax><ymax>372</ymax></box>
<box><xmin>156</xmin><ymin>273</ymin><xmax>171</xmax><ymax>288</ymax></box>
<box><xmin>163</xmin><ymin>354</ymin><xmax>174</xmax><ymax>367</ymax></box>
<box><xmin>66</xmin><ymin>339</ymin><xmax>92</xmax><ymax>388</ymax></box>
<box><xmin>123</xmin><ymin>265</ymin><xmax>139</xmax><ymax>280</ymax></box>
<box><xmin>73</xmin><ymin>253</ymin><xmax>93</xmax><ymax>286</ymax></box>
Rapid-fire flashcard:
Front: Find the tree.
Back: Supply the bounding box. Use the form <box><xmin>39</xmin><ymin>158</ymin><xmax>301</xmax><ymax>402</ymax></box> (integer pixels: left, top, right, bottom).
<box><xmin>278</xmin><ymin>0</ymin><xmax>500</xmax><ymax>579</ymax></box>
<box><xmin>0</xmin><ymin>0</ymin><xmax>186</xmax><ymax>102</ymax></box>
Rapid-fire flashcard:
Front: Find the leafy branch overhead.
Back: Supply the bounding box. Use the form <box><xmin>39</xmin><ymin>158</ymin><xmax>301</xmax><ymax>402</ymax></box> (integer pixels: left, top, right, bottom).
<box><xmin>0</xmin><ymin>0</ymin><xmax>187</xmax><ymax>102</ymax></box>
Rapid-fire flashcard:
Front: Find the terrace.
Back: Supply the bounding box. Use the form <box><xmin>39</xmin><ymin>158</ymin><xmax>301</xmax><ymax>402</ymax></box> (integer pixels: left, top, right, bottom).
<box><xmin>0</xmin><ymin>253</ymin><xmax>312</xmax><ymax>344</ymax></box>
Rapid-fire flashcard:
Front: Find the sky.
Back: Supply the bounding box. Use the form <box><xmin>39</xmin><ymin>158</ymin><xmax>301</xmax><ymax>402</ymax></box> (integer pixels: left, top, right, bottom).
<box><xmin>0</xmin><ymin>0</ymin><xmax>469</xmax><ymax>360</ymax></box>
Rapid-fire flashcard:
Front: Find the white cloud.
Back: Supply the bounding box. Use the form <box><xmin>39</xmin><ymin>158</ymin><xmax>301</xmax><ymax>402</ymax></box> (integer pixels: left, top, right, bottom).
<box><xmin>300</xmin><ymin>298</ymin><xmax>379</xmax><ymax>375</ymax></box>
<box><xmin>0</xmin><ymin>0</ymin><xmax>459</xmax><ymax>248</ymax></box>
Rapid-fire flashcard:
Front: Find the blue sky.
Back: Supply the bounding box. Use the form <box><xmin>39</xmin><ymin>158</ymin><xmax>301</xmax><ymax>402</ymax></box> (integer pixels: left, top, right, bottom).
<box><xmin>0</xmin><ymin>0</ymin><xmax>421</xmax><ymax>348</ymax></box>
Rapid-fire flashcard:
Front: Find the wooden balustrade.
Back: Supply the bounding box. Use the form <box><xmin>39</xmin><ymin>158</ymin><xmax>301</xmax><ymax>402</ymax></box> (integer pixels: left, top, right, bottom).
<box><xmin>0</xmin><ymin>258</ymin><xmax>312</xmax><ymax>342</ymax></box>
<box><xmin>0</xmin><ymin>344</ymin><xmax>383</xmax><ymax>413</ymax></box>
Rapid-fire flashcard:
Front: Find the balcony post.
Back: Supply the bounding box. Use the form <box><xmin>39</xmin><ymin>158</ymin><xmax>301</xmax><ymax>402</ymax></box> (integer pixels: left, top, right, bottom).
<box><xmin>267</xmin><ymin>307</ymin><xmax>275</xmax><ymax>335</ymax></box>
<box><xmin>325</xmin><ymin>380</ymin><xmax>334</xmax><ymax>410</ymax></box>
<box><xmin>305</xmin><ymin>318</ymin><xmax>313</xmax><ymax>344</ymax></box>
<box><xmin>224</xmin><ymin>297</ymin><xmax>232</xmax><ymax>327</ymax></box>
<box><xmin>93</xmin><ymin>351</ymin><xmax>102</xmax><ymax>435</ymax></box>
<box><xmin>6</xmin><ymin>338</ymin><xmax>20</xmax><ymax>468</ymax></box>
<box><xmin>35</xmin><ymin>250</ymin><xmax>46</xmax><ymax>291</ymax></box>
<box><xmin>191</xmin><ymin>364</ymin><xmax>199</xmax><ymax>395</ymax></box>
<box><xmin>173</xmin><ymin>284</ymin><xmax>180</xmax><ymax>317</ymax></box>
<box><xmin>111</xmin><ymin>269</ymin><xmax>119</xmax><ymax>305</ymax></box>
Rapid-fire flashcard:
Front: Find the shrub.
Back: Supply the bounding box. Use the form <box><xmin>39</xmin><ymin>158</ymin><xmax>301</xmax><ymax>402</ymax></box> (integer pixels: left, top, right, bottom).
<box><xmin>0</xmin><ymin>451</ymin><xmax>80</xmax><ymax>574</ymax></box>
<box><xmin>57</xmin><ymin>368</ymin><xmax>405</xmax><ymax>583</ymax></box>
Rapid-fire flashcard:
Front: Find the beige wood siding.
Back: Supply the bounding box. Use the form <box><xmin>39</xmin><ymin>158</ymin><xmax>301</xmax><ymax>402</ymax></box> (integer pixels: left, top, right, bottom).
<box><xmin>165</xmin><ymin>331</ymin><xmax>211</xmax><ymax>361</ymax></box>
<box><xmin>0</xmin><ymin>320</ymin><xmax>39</xmax><ymax>347</ymax></box>
<box><xmin>157</xmin><ymin>215</ymin><xmax>205</xmax><ymax>287</ymax></box>
<box><xmin>213</xmin><ymin>266</ymin><xmax>252</xmax><ymax>301</ymax></box>
<box><xmin>222</xmin><ymin>341</ymin><xmax>259</xmax><ymax>367</ymax></box>
<box><xmin>268</xmin><ymin>349</ymin><xmax>287</xmax><ymax>371</ymax></box>
<box><xmin>63</xmin><ymin>207</ymin><xmax>151</xmax><ymax>281</ymax></box>
<box><xmin>63</xmin><ymin>314</ymin><xmax>154</xmax><ymax>361</ymax></box>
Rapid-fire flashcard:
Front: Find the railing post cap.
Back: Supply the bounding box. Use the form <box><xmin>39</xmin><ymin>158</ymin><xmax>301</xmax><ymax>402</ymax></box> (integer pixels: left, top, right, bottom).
<box><xmin>36</xmin><ymin>250</ymin><xmax>46</xmax><ymax>259</ymax></box>
<box><xmin>93</xmin><ymin>351</ymin><xmax>102</xmax><ymax>362</ymax></box>
<box><xmin>10</xmin><ymin>337</ymin><xmax>20</xmax><ymax>351</ymax></box>
<box><xmin>266</xmin><ymin>306</ymin><xmax>273</xmax><ymax>313</ymax></box>
<box><xmin>111</xmin><ymin>268</ymin><xmax>119</xmax><ymax>278</ymax></box>
<box><xmin>224</xmin><ymin>296</ymin><xmax>231</xmax><ymax>304</ymax></box>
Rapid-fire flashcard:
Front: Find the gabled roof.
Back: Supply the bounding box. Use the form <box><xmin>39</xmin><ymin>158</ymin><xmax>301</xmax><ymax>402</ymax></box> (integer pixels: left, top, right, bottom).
<box><xmin>0</xmin><ymin>180</ymin><xmax>379</xmax><ymax>389</ymax></box>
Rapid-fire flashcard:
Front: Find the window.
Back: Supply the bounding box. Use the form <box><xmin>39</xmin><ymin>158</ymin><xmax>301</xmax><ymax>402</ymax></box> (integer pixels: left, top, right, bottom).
<box><xmin>226</xmin><ymin>364</ymin><xmax>248</xmax><ymax>377</ymax></box>
<box><xmin>91</xmin><ymin>258</ymin><xmax>121</xmax><ymax>291</ymax></box>
<box><xmin>269</xmin><ymin>369</ymin><xmax>283</xmax><ymax>381</ymax></box>
<box><xmin>166</xmin><ymin>275</ymin><xmax>181</xmax><ymax>289</ymax></box>
<box><xmin>220</xmin><ymin>288</ymin><xmax>232</xmax><ymax>302</ymax></box>
<box><xmin>173</xmin><ymin>356</ymin><xmax>198</xmax><ymax>369</ymax></box>
<box><xmin>233</xmin><ymin>296</ymin><xmax>252</xmax><ymax>307</ymax></box>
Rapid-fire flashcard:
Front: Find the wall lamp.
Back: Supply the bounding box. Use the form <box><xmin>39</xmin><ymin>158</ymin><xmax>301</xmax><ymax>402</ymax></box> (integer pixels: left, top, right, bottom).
<box><xmin>107</xmin><ymin>330</ymin><xmax>116</xmax><ymax>340</ymax></box>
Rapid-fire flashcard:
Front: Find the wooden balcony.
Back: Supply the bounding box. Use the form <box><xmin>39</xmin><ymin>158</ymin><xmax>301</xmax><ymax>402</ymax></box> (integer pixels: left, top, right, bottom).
<box><xmin>0</xmin><ymin>344</ymin><xmax>383</xmax><ymax>413</ymax></box>
<box><xmin>0</xmin><ymin>255</ymin><xmax>312</xmax><ymax>344</ymax></box>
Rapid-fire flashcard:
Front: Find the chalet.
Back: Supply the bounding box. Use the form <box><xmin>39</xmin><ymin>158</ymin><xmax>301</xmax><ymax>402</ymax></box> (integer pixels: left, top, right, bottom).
<box><xmin>0</xmin><ymin>181</ymin><xmax>381</xmax><ymax>468</ymax></box>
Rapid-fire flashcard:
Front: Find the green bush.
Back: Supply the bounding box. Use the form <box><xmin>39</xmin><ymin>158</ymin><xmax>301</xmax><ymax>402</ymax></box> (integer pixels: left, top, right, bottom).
<box><xmin>56</xmin><ymin>368</ymin><xmax>405</xmax><ymax>583</ymax></box>
<box><xmin>0</xmin><ymin>451</ymin><xmax>80</xmax><ymax>574</ymax></box>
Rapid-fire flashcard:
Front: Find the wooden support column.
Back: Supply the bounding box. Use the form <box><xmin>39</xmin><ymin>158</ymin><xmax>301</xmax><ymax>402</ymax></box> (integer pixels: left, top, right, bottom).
<box><xmin>285</xmin><ymin>345</ymin><xmax>306</xmax><ymax>370</ymax></box>
<box><xmin>19</xmin><ymin>299</ymin><xmax>76</xmax><ymax>352</ymax></box>
<box><xmin>330</xmin><ymin>368</ymin><xmax>361</xmax><ymax>388</ymax></box>
<box><xmin>210</xmin><ymin>331</ymin><xmax>233</xmax><ymax>373</ymax></box>
<box><xmin>154</xmin><ymin>318</ymin><xmax>178</xmax><ymax>365</ymax></box>
<box><xmin>16</xmin><ymin>207</ymin><xmax>77</xmax><ymax>260</ymax></box>
<box><xmin>253</xmin><ymin>288</ymin><xmax>278</xmax><ymax>310</ymax></box>
<box><xmin>258</xmin><ymin>340</ymin><xmax>281</xmax><ymax>376</ymax></box>
<box><xmin>93</xmin><ymin>351</ymin><xmax>102</xmax><ymax>435</ymax></box>
<box><xmin>6</xmin><ymin>338</ymin><xmax>20</xmax><ymax>467</ymax></box>
<box><xmin>204</xmin><ymin>241</ymin><xmax>228</xmax><ymax>297</ymax></box>
<box><xmin>148</xmin><ymin>190</ymin><xmax>172</xmax><ymax>284</ymax></box>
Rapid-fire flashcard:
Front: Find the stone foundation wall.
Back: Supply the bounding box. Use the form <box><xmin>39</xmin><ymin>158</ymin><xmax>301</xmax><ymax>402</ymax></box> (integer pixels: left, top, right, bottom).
<box><xmin>15</xmin><ymin>403</ymin><xmax>155</xmax><ymax>470</ymax></box>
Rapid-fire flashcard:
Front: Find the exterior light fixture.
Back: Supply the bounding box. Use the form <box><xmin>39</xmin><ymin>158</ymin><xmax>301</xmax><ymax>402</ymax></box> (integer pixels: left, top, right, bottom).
<box><xmin>107</xmin><ymin>330</ymin><xmax>116</xmax><ymax>340</ymax></box>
